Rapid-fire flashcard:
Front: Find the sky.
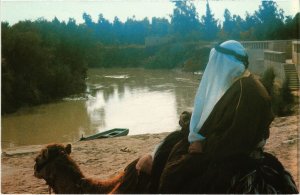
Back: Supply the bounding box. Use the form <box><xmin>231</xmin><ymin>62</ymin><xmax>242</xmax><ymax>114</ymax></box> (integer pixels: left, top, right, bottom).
<box><xmin>1</xmin><ymin>0</ymin><xmax>299</xmax><ymax>25</ymax></box>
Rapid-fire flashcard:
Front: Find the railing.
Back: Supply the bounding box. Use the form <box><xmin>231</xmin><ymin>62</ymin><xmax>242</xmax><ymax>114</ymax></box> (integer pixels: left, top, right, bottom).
<box><xmin>241</xmin><ymin>41</ymin><xmax>269</xmax><ymax>49</ymax></box>
<box><xmin>242</xmin><ymin>40</ymin><xmax>294</xmax><ymax>59</ymax></box>
<box><xmin>264</xmin><ymin>50</ymin><xmax>286</xmax><ymax>63</ymax></box>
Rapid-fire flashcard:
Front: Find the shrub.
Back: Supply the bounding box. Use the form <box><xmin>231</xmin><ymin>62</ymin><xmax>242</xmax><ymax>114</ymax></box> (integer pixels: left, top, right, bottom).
<box><xmin>260</xmin><ymin>68</ymin><xmax>295</xmax><ymax>116</ymax></box>
<box><xmin>277</xmin><ymin>76</ymin><xmax>294</xmax><ymax>116</ymax></box>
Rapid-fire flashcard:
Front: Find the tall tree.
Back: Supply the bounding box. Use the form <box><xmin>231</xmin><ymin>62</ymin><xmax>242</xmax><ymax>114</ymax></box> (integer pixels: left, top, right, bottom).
<box><xmin>112</xmin><ymin>16</ymin><xmax>124</xmax><ymax>43</ymax></box>
<box><xmin>253</xmin><ymin>1</ymin><xmax>285</xmax><ymax>39</ymax></box>
<box><xmin>170</xmin><ymin>0</ymin><xmax>200</xmax><ymax>38</ymax></box>
<box><xmin>96</xmin><ymin>14</ymin><xmax>113</xmax><ymax>43</ymax></box>
<box><xmin>82</xmin><ymin>12</ymin><xmax>94</xmax><ymax>28</ymax></box>
<box><xmin>283</xmin><ymin>13</ymin><xmax>300</xmax><ymax>39</ymax></box>
<box><xmin>201</xmin><ymin>0</ymin><xmax>219</xmax><ymax>40</ymax></box>
<box><xmin>150</xmin><ymin>17</ymin><xmax>170</xmax><ymax>36</ymax></box>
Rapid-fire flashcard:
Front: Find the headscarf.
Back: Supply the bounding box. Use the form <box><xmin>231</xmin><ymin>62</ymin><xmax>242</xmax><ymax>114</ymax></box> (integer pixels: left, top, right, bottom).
<box><xmin>188</xmin><ymin>40</ymin><xmax>248</xmax><ymax>143</ymax></box>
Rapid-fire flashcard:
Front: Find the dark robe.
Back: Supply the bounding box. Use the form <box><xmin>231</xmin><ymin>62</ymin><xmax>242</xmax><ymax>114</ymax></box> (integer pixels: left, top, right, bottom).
<box><xmin>116</xmin><ymin>75</ymin><xmax>298</xmax><ymax>194</ymax></box>
<box><xmin>200</xmin><ymin>75</ymin><xmax>273</xmax><ymax>159</ymax></box>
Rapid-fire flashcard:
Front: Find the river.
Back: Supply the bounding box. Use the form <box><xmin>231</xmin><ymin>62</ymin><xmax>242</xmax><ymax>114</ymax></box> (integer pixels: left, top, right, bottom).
<box><xmin>1</xmin><ymin>68</ymin><xmax>202</xmax><ymax>148</ymax></box>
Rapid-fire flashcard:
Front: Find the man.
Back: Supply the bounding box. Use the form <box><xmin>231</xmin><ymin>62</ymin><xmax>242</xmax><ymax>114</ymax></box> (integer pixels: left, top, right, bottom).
<box><xmin>134</xmin><ymin>40</ymin><xmax>298</xmax><ymax>194</ymax></box>
<box><xmin>137</xmin><ymin>40</ymin><xmax>252</xmax><ymax>173</ymax></box>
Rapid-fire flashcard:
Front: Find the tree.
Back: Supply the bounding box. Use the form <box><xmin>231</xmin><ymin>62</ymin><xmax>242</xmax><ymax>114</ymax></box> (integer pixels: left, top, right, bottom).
<box><xmin>150</xmin><ymin>17</ymin><xmax>170</xmax><ymax>36</ymax></box>
<box><xmin>201</xmin><ymin>0</ymin><xmax>219</xmax><ymax>41</ymax></box>
<box><xmin>82</xmin><ymin>12</ymin><xmax>94</xmax><ymax>28</ymax></box>
<box><xmin>112</xmin><ymin>16</ymin><xmax>124</xmax><ymax>43</ymax></box>
<box><xmin>253</xmin><ymin>1</ymin><xmax>285</xmax><ymax>39</ymax></box>
<box><xmin>283</xmin><ymin>13</ymin><xmax>300</xmax><ymax>39</ymax></box>
<box><xmin>96</xmin><ymin>14</ymin><xmax>113</xmax><ymax>43</ymax></box>
<box><xmin>221</xmin><ymin>9</ymin><xmax>243</xmax><ymax>40</ymax></box>
<box><xmin>239</xmin><ymin>12</ymin><xmax>259</xmax><ymax>40</ymax></box>
<box><xmin>123</xmin><ymin>17</ymin><xmax>150</xmax><ymax>44</ymax></box>
<box><xmin>170</xmin><ymin>0</ymin><xmax>201</xmax><ymax>38</ymax></box>
<box><xmin>1</xmin><ymin>20</ymin><xmax>88</xmax><ymax>114</ymax></box>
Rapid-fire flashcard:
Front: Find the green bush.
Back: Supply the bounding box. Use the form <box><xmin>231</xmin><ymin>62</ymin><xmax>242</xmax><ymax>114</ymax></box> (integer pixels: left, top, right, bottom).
<box><xmin>277</xmin><ymin>76</ymin><xmax>294</xmax><ymax>116</ymax></box>
<box><xmin>260</xmin><ymin>68</ymin><xmax>295</xmax><ymax>116</ymax></box>
<box><xmin>182</xmin><ymin>46</ymin><xmax>210</xmax><ymax>72</ymax></box>
<box><xmin>260</xmin><ymin>67</ymin><xmax>276</xmax><ymax>96</ymax></box>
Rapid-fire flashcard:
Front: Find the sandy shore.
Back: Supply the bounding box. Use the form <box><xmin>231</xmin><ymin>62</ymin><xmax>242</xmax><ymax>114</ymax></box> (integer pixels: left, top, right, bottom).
<box><xmin>1</xmin><ymin>115</ymin><xmax>299</xmax><ymax>193</ymax></box>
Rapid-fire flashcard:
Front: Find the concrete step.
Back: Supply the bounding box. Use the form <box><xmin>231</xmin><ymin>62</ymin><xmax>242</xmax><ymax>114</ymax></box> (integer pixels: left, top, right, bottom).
<box><xmin>289</xmin><ymin>82</ymin><xmax>300</xmax><ymax>84</ymax></box>
<box><xmin>289</xmin><ymin>83</ymin><xmax>300</xmax><ymax>86</ymax></box>
<box><xmin>289</xmin><ymin>84</ymin><xmax>300</xmax><ymax>86</ymax></box>
<box><xmin>283</xmin><ymin>63</ymin><xmax>300</xmax><ymax>91</ymax></box>
<box><xmin>288</xmin><ymin>80</ymin><xmax>299</xmax><ymax>82</ymax></box>
<box><xmin>289</xmin><ymin>83</ymin><xmax>300</xmax><ymax>85</ymax></box>
<box><xmin>287</xmin><ymin>78</ymin><xmax>299</xmax><ymax>81</ymax></box>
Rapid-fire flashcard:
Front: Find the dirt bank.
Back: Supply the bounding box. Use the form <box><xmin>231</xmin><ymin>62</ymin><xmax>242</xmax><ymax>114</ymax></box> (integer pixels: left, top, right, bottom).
<box><xmin>1</xmin><ymin>115</ymin><xmax>299</xmax><ymax>193</ymax></box>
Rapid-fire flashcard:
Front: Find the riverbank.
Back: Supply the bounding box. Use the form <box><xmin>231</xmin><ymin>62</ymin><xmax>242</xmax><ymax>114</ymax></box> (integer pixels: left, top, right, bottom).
<box><xmin>1</xmin><ymin>115</ymin><xmax>299</xmax><ymax>193</ymax></box>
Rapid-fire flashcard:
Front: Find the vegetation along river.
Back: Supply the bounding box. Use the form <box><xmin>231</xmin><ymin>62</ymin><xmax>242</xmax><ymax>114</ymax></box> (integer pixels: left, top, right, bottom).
<box><xmin>2</xmin><ymin>68</ymin><xmax>202</xmax><ymax>148</ymax></box>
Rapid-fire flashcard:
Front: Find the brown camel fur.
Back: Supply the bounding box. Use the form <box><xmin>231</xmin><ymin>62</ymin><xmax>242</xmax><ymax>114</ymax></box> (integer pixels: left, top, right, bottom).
<box><xmin>34</xmin><ymin>143</ymin><xmax>125</xmax><ymax>194</ymax></box>
<box><xmin>34</xmin><ymin>112</ymin><xmax>191</xmax><ymax>194</ymax></box>
<box><xmin>34</xmin><ymin>110</ymin><xmax>298</xmax><ymax>194</ymax></box>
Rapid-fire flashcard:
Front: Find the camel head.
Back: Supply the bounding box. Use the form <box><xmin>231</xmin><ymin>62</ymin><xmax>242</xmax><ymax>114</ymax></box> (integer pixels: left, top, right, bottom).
<box><xmin>179</xmin><ymin>111</ymin><xmax>191</xmax><ymax>132</ymax></box>
<box><xmin>34</xmin><ymin>143</ymin><xmax>72</xmax><ymax>179</ymax></box>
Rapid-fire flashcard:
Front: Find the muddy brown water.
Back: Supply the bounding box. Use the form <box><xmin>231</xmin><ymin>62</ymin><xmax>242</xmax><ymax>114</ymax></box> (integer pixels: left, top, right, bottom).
<box><xmin>2</xmin><ymin>68</ymin><xmax>201</xmax><ymax>148</ymax></box>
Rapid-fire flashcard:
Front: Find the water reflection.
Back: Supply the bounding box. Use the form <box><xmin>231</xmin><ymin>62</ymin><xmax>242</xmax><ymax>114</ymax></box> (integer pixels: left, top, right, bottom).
<box><xmin>84</xmin><ymin>68</ymin><xmax>200</xmax><ymax>136</ymax></box>
<box><xmin>1</xmin><ymin>68</ymin><xmax>201</xmax><ymax>148</ymax></box>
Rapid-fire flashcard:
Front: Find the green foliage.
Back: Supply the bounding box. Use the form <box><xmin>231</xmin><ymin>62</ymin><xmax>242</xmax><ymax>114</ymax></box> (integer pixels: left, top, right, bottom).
<box><xmin>201</xmin><ymin>1</ymin><xmax>219</xmax><ymax>40</ymax></box>
<box><xmin>221</xmin><ymin>9</ymin><xmax>244</xmax><ymax>40</ymax></box>
<box><xmin>151</xmin><ymin>17</ymin><xmax>170</xmax><ymax>36</ymax></box>
<box><xmin>144</xmin><ymin>42</ymin><xmax>186</xmax><ymax>69</ymax></box>
<box><xmin>283</xmin><ymin>13</ymin><xmax>300</xmax><ymax>39</ymax></box>
<box><xmin>252</xmin><ymin>1</ymin><xmax>285</xmax><ymax>40</ymax></box>
<box><xmin>277</xmin><ymin>77</ymin><xmax>295</xmax><ymax>116</ymax></box>
<box><xmin>78</xmin><ymin>0</ymin><xmax>299</xmax><ymax>42</ymax></box>
<box><xmin>2</xmin><ymin>1</ymin><xmax>299</xmax><ymax>114</ymax></box>
<box><xmin>171</xmin><ymin>1</ymin><xmax>200</xmax><ymax>38</ymax></box>
<box><xmin>260</xmin><ymin>68</ymin><xmax>295</xmax><ymax>116</ymax></box>
<box><xmin>260</xmin><ymin>67</ymin><xmax>276</xmax><ymax>96</ymax></box>
<box><xmin>182</xmin><ymin>46</ymin><xmax>210</xmax><ymax>72</ymax></box>
<box><xmin>1</xmin><ymin>19</ymin><xmax>87</xmax><ymax>114</ymax></box>
<box><xmin>98</xmin><ymin>46</ymin><xmax>146</xmax><ymax>68</ymax></box>
<box><xmin>143</xmin><ymin>41</ymin><xmax>210</xmax><ymax>70</ymax></box>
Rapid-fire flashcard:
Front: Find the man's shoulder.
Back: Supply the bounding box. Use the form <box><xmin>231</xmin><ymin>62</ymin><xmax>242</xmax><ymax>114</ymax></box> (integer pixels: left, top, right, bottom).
<box><xmin>241</xmin><ymin>74</ymin><xmax>271</xmax><ymax>99</ymax></box>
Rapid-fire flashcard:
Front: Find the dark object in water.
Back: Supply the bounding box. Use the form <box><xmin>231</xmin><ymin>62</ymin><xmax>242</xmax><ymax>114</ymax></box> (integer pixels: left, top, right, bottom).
<box><xmin>80</xmin><ymin>128</ymin><xmax>129</xmax><ymax>141</ymax></box>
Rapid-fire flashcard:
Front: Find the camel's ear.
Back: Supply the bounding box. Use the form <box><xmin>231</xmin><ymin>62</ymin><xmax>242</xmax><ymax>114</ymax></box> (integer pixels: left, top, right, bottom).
<box><xmin>65</xmin><ymin>144</ymin><xmax>72</xmax><ymax>154</ymax></box>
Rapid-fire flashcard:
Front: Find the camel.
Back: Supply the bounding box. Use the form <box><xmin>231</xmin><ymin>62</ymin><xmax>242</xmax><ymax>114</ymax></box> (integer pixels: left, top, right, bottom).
<box><xmin>33</xmin><ymin>112</ymin><xmax>192</xmax><ymax>194</ymax></box>
<box><xmin>34</xmin><ymin>142</ymin><xmax>298</xmax><ymax>194</ymax></box>
<box><xmin>34</xmin><ymin>111</ymin><xmax>298</xmax><ymax>194</ymax></box>
<box><xmin>34</xmin><ymin>143</ymin><xmax>129</xmax><ymax>194</ymax></box>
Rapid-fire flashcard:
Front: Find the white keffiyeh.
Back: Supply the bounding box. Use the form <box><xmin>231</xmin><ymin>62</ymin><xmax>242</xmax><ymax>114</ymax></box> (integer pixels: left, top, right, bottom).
<box><xmin>188</xmin><ymin>40</ymin><xmax>248</xmax><ymax>143</ymax></box>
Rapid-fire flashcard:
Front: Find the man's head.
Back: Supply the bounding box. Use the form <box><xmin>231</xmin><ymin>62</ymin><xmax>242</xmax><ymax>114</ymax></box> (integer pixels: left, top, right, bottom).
<box><xmin>189</xmin><ymin>40</ymin><xmax>249</xmax><ymax>143</ymax></box>
<box><xmin>214</xmin><ymin>40</ymin><xmax>249</xmax><ymax>69</ymax></box>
